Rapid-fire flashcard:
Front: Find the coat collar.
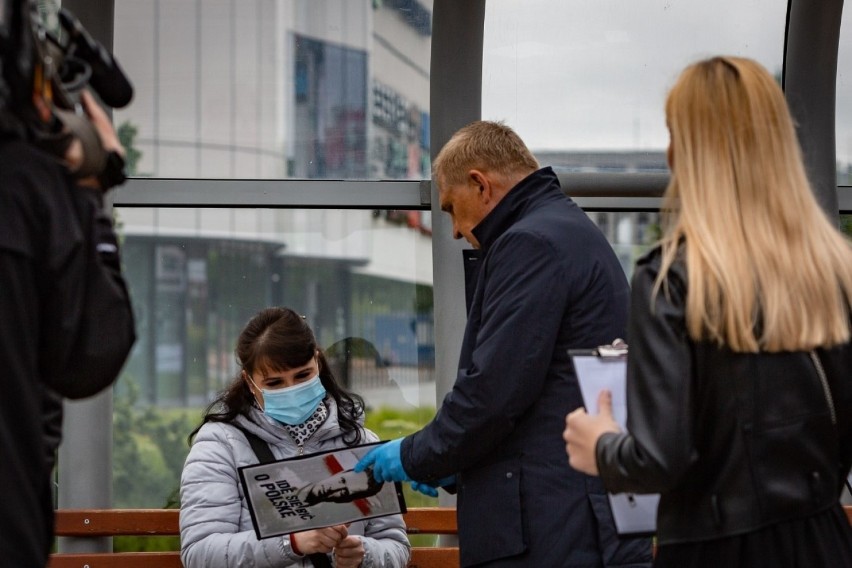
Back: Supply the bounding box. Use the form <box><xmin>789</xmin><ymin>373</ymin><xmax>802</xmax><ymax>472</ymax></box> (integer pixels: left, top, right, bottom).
<box><xmin>471</xmin><ymin>166</ymin><xmax>561</xmax><ymax>254</ymax></box>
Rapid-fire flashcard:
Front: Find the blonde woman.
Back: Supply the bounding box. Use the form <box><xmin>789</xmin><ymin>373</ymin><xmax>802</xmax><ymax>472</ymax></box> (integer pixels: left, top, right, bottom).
<box><xmin>564</xmin><ymin>56</ymin><xmax>852</xmax><ymax>567</ymax></box>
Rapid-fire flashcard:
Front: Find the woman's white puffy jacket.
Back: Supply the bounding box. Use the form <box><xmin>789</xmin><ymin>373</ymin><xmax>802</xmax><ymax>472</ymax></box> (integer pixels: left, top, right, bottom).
<box><xmin>180</xmin><ymin>399</ymin><xmax>411</xmax><ymax>567</ymax></box>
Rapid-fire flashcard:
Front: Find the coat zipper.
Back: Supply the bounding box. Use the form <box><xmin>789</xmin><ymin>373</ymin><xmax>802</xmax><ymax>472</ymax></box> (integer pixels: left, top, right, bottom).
<box><xmin>284</xmin><ymin>429</ymin><xmax>305</xmax><ymax>456</ymax></box>
<box><xmin>810</xmin><ymin>350</ymin><xmax>836</xmax><ymax>425</ymax></box>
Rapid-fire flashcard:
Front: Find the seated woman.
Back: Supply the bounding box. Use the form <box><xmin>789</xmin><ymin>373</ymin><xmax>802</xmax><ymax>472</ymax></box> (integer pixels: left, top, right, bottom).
<box><xmin>180</xmin><ymin>307</ymin><xmax>411</xmax><ymax>568</ymax></box>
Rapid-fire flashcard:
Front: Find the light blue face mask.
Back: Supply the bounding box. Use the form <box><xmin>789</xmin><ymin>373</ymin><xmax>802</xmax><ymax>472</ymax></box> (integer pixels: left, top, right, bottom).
<box><xmin>257</xmin><ymin>375</ymin><xmax>326</xmax><ymax>425</ymax></box>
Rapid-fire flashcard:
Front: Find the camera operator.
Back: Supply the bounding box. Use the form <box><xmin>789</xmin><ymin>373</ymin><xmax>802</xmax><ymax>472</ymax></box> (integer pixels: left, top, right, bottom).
<box><xmin>0</xmin><ymin>91</ymin><xmax>136</xmax><ymax>567</ymax></box>
<box><xmin>0</xmin><ymin>2</ymin><xmax>136</xmax><ymax>564</ymax></box>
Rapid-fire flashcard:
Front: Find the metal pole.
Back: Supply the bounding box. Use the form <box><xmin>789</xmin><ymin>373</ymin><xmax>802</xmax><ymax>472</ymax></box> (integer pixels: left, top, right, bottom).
<box><xmin>784</xmin><ymin>0</ymin><xmax>844</xmax><ymax>220</ymax></box>
<box><xmin>429</xmin><ymin>0</ymin><xmax>486</xmax><ymax>515</ymax></box>
<box><xmin>56</xmin><ymin>0</ymin><xmax>116</xmax><ymax>554</ymax></box>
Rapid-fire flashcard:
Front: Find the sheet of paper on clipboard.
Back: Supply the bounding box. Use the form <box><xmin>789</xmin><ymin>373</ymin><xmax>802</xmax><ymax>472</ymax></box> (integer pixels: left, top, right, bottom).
<box><xmin>569</xmin><ymin>340</ymin><xmax>659</xmax><ymax>537</ymax></box>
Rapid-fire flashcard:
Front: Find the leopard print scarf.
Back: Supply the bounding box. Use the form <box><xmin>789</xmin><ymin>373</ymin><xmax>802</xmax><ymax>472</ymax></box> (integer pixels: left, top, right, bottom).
<box><xmin>283</xmin><ymin>398</ymin><xmax>329</xmax><ymax>447</ymax></box>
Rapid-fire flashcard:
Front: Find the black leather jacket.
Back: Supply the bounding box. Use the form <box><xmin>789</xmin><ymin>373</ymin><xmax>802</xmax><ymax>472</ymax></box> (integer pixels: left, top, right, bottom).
<box><xmin>596</xmin><ymin>248</ymin><xmax>852</xmax><ymax>545</ymax></box>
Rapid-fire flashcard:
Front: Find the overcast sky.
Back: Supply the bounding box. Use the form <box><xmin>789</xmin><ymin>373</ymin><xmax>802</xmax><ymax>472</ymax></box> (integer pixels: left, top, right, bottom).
<box><xmin>480</xmin><ymin>0</ymin><xmax>852</xmax><ymax>168</ymax></box>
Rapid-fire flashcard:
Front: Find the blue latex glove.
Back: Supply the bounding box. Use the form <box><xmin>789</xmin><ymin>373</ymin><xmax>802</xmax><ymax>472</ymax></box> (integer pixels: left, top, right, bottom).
<box><xmin>410</xmin><ymin>481</ymin><xmax>439</xmax><ymax>497</ymax></box>
<box><xmin>410</xmin><ymin>475</ymin><xmax>456</xmax><ymax>497</ymax></box>
<box><xmin>436</xmin><ymin>475</ymin><xmax>456</xmax><ymax>487</ymax></box>
<box><xmin>355</xmin><ymin>438</ymin><xmax>410</xmax><ymax>482</ymax></box>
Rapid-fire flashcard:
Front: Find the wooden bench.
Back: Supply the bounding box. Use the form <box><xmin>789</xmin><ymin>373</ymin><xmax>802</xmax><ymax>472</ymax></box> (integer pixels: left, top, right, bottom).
<box><xmin>47</xmin><ymin>505</ymin><xmax>852</xmax><ymax>567</ymax></box>
<box><xmin>49</xmin><ymin>507</ymin><xmax>458</xmax><ymax>568</ymax></box>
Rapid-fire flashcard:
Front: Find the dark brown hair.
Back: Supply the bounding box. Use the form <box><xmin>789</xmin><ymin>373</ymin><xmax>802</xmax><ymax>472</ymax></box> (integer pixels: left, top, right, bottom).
<box><xmin>189</xmin><ymin>307</ymin><xmax>365</xmax><ymax>445</ymax></box>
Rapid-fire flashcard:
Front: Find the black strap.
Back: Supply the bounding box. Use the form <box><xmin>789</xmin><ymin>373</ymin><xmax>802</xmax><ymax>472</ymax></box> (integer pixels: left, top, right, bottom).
<box><xmin>232</xmin><ymin>424</ymin><xmax>332</xmax><ymax>568</ymax></box>
<box><xmin>233</xmin><ymin>424</ymin><xmax>276</xmax><ymax>464</ymax></box>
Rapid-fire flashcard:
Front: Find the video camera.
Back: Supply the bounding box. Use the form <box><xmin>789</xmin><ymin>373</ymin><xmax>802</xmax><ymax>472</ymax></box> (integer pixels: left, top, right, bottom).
<box><xmin>0</xmin><ymin>0</ymin><xmax>133</xmax><ymax>186</ymax></box>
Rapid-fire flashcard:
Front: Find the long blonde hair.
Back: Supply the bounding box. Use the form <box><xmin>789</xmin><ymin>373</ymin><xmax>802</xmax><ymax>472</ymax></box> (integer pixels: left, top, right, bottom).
<box><xmin>658</xmin><ymin>56</ymin><xmax>852</xmax><ymax>352</ymax></box>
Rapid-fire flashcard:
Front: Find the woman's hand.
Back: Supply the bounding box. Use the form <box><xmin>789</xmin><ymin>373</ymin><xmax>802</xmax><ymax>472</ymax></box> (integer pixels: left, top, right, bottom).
<box><xmin>563</xmin><ymin>389</ymin><xmax>621</xmax><ymax>476</ymax></box>
<box><xmin>290</xmin><ymin>525</ymin><xmax>348</xmax><ymax>555</ymax></box>
<box><xmin>333</xmin><ymin>535</ymin><xmax>365</xmax><ymax>568</ymax></box>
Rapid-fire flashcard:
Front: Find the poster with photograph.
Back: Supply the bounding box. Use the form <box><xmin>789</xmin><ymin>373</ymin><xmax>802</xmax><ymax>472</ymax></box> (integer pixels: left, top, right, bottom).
<box><xmin>238</xmin><ymin>442</ymin><xmax>406</xmax><ymax>540</ymax></box>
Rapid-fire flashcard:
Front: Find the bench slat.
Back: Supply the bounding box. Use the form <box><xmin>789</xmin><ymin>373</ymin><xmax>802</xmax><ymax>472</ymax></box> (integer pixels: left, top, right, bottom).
<box><xmin>48</xmin><ymin>505</ymin><xmax>852</xmax><ymax>568</ymax></box>
<box><xmin>48</xmin><ymin>548</ymin><xmax>459</xmax><ymax>568</ymax></box>
<box><xmin>51</xmin><ymin>507</ymin><xmax>458</xmax><ymax>568</ymax></box>
<box><xmin>53</xmin><ymin>508</ymin><xmax>456</xmax><ymax>536</ymax></box>
<box><xmin>409</xmin><ymin>547</ymin><xmax>460</xmax><ymax>568</ymax></box>
<box><xmin>55</xmin><ymin>509</ymin><xmax>180</xmax><ymax>536</ymax></box>
<box><xmin>401</xmin><ymin>507</ymin><xmax>457</xmax><ymax>535</ymax></box>
<box><xmin>48</xmin><ymin>551</ymin><xmax>182</xmax><ymax>568</ymax></box>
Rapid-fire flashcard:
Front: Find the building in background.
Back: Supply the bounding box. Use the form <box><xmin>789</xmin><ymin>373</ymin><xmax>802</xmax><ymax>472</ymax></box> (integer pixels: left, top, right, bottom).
<box><xmin>113</xmin><ymin>0</ymin><xmax>435</xmax><ymax>408</ymax></box>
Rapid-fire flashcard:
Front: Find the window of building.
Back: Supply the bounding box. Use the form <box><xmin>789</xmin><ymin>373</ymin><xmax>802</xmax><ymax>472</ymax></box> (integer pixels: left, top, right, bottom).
<box><xmin>112</xmin><ymin>0</ymin><xmax>431</xmax><ymax>180</ymax></box>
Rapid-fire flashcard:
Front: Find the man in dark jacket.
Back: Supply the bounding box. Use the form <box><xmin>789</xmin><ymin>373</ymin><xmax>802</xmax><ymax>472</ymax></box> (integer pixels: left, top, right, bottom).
<box><xmin>358</xmin><ymin>121</ymin><xmax>652</xmax><ymax>567</ymax></box>
<box><xmin>0</xmin><ymin>88</ymin><xmax>136</xmax><ymax>566</ymax></box>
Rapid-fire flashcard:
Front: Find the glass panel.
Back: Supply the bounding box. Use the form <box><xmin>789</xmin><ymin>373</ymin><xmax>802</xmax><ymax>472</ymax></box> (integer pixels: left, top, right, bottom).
<box><xmin>113</xmin><ymin>0</ymin><xmax>432</xmax><ymax>180</ymax></box>
<box><xmin>586</xmin><ymin>211</ymin><xmax>660</xmax><ymax>279</ymax></box>
<box><xmin>483</xmin><ymin>0</ymin><xmax>785</xmax><ymax>172</ymax></box>
<box><xmin>839</xmin><ymin>6</ymin><xmax>852</xmax><ymax>184</ymax></box>
<box><xmin>113</xmin><ymin>207</ymin><xmax>435</xmax><ymax>510</ymax></box>
<box><xmin>590</xmin><ymin>212</ymin><xmax>851</xmax><ymax>278</ymax></box>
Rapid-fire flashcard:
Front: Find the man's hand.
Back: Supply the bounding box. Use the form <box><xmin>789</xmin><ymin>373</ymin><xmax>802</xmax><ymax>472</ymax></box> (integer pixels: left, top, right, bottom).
<box><xmin>65</xmin><ymin>90</ymin><xmax>126</xmax><ymax>190</ymax></box>
<box><xmin>290</xmin><ymin>525</ymin><xmax>348</xmax><ymax>555</ymax></box>
<box><xmin>354</xmin><ymin>438</ymin><xmax>410</xmax><ymax>482</ymax></box>
<box><xmin>410</xmin><ymin>475</ymin><xmax>456</xmax><ymax>497</ymax></box>
<box><xmin>410</xmin><ymin>480</ymin><xmax>439</xmax><ymax>497</ymax></box>
<box><xmin>333</xmin><ymin>535</ymin><xmax>365</xmax><ymax>568</ymax></box>
<box><xmin>80</xmin><ymin>90</ymin><xmax>124</xmax><ymax>157</ymax></box>
<box><xmin>563</xmin><ymin>389</ymin><xmax>621</xmax><ymax>476</ymax></box>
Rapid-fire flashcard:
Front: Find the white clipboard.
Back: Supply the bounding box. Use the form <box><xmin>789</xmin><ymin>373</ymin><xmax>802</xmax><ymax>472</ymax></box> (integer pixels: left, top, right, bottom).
<box><xmin>569</xmin><ymin>340</ymin><xmax>659</xmax><ymax>537</ymax></box>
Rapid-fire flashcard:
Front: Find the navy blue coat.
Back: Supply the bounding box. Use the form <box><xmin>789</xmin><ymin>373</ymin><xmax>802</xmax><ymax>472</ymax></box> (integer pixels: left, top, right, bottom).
<box><xmin>401</xmin><ymin>168</ymin><xmax>652</xmax><ymax>567</ymax></box>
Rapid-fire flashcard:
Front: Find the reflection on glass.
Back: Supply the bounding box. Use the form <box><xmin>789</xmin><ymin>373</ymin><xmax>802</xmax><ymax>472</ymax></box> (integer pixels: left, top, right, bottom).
<box><xmin>112</xmin><ymin>207</ymin><xmax>434</xmax><ymax>508</ymax></box>
<box><xmin>586</xmin><ymin>211</ymin><xmax>660</xmax><ymax>280</ymax></box>
<box><xmin>590</xmin><ymin>212</ymin><xmax>850</xmax><ymax>280</ymax></box>
<box><xmin>292</xmin><ymin>34</ymin><xmax>368</xmax><ymax>178</ymax></box>
<box><xmin>839</xmin><ymin>7</ymin><xmax>852</xmax><ymax>183</ymax></box>
<box><xmin>113</xmin><ymin>0</ymin><xmax>432</xmax><ymax>180</ymax></box>
<box><xmin>483</xmin><ymin>0</ymin><xmax>785</xmax><ymax>168</ymax></box>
